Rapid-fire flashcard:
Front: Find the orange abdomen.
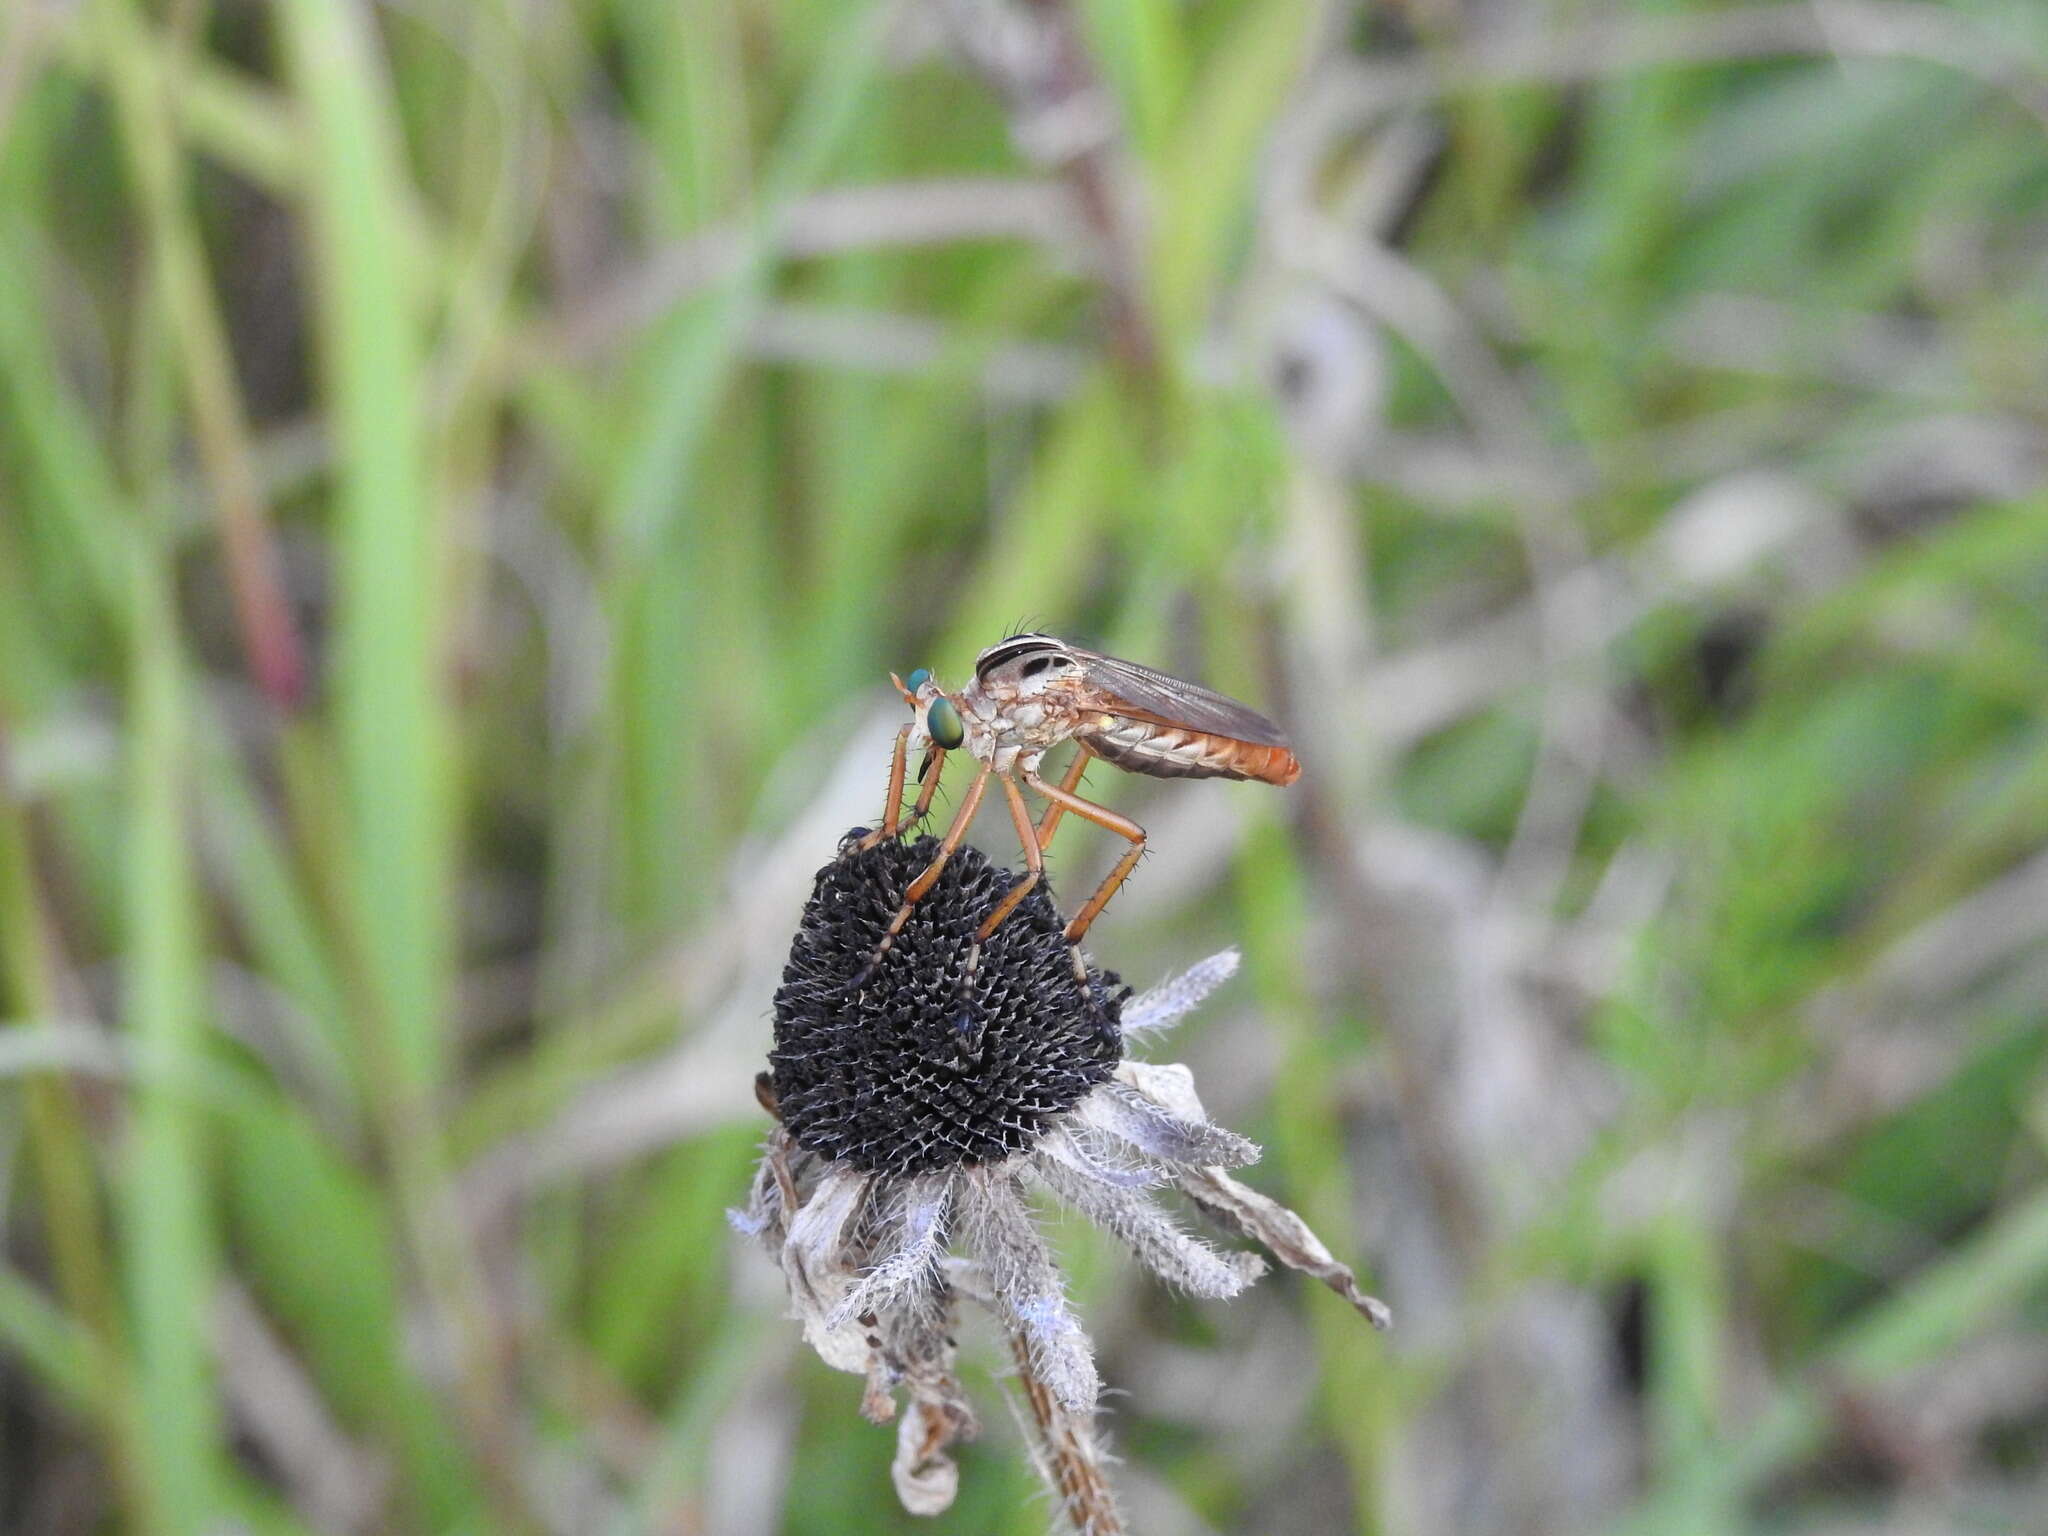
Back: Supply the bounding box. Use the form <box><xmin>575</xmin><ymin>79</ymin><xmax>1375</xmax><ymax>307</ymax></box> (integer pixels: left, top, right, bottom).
<box><xmin>1219</xmin><ymin>738</ymin><xmax>1301</xmax><ymax>787</ymax></box>
<box><xmin>1082</xmin><ymin>718</ymin><xmax>1301</xmax><ymax>786</ymax></box>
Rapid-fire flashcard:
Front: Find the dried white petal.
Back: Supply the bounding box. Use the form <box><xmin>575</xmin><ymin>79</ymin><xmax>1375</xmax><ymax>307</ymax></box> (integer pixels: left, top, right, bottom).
<box><xmin>1076</xmin><ymin>1080</ymin><xmax>1259</xmax><ymax>1168</ymax></box>
<box><xmin>1031</xmin><ymin>1155</ymin><xmax>1265</xmax><ymax>1298</ymax></box>
<box><xmin>1033</xmin><ymin>1124</ymin><xmax>1167</xmax><ymax>1190</ymax></box>
<box><xmin>1121</xmin><ymin>949</ymin><xmax>1240</xmax><ymax>1037</ymax></box>
<box><xmin>830</xmin><ymin>1172</ymin><xmax>956</xmax><ymax>1328</ymax></box>
<box><xmin>1113</xmin><ymin>1059</ymin><xmax>1209</xmax><ymax>1122</ymax></box>
<box><xmin>892</xmin><ymin>1399</ymin><xmax>962</xmax><ymax>1515</ymax></box>
<box><xmin>782</xmin><ymin>1167</ymin><xmax>876</xmax><ymax>1372</ymax></box>
<box><xmin>1111</xmin><ymin>1061</ymin><xmax>1391</xmax><ymax>1327</ymax></box>
<box><xmin>958</xmin><ymin>1169</ymin><xmax>1100</xmax><ymax>1412</ymax></box>
<box><xmin>729</xmin><ymin>1131</ymin><xmax>793</xmax><ymax>1242</ymax></box>
<box><xmin>940</xmin><ymin>1255</ymin><xmax>995</xmax><ymax>1307</ymax></box>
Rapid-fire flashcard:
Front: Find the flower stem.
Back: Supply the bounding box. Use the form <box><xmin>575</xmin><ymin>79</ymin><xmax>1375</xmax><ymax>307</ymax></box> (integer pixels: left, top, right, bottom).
<box><xmin>1007</xmin><ymin>1326</ymin><xmax>1124</xmax><ymax>1536</ymax></box>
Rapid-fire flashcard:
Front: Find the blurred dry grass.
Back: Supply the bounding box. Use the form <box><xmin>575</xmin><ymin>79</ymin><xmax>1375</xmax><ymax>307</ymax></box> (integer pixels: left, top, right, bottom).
<box><xmin>4</xmin><ymin>0</ymin><xmax>2048</xmax><ymax>1532</ymax></box>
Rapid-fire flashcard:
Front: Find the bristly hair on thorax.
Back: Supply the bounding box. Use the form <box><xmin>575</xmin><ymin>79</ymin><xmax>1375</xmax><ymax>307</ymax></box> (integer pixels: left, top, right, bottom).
<box><xmin>972</xmin><ymin>630</ymin><xmax>1071</xmax><ymax>681</ymax></box>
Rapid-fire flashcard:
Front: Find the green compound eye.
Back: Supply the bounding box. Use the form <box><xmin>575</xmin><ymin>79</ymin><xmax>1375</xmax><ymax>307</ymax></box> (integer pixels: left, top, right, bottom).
<box><xmin>906</xmin><ymin>668</ymin><xmax>932</xmax><ymax>693</ymax></box>
<box><xmin>926</xmin><ymin>696</ymin><xmax>965</xmax><ymax>749</ymax></box>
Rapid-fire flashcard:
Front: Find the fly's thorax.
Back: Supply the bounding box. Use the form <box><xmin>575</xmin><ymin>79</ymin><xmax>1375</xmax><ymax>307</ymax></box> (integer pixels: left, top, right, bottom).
<box><xmin>962</xmin><ymin>681</ymin><xmax>998</xmax><ymax>722</ymax></box>
<box><xmin>964</xmin><ymin>674</ymin><xmax>1080</xmax><ymax>756</ymax></box>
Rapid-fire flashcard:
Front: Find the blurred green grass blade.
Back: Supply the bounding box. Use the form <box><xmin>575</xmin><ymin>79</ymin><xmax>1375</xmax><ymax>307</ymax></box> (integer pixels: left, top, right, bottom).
<box><xmin>606</xmin><ymin>0</ymin><xmax>889</xmax><ymax>927</ymax></box>
<box><xmin>606</xmin><ymin>0</ymin><xmax>889</xmax><ymax>557</ymax></box>
<box><xmin>935</xmin><ymin>371</ymin><xmax>1141</xmax><ymax>668</ymax></box>
<box><xmin>0</xmin><ymin>1264</ymin><xmax>109</xmax><ymax>1425</ymax></box>
<box><xmin>0</xmin><ymin>747</ymin><xmax>134</xmax><ymax>1481</ymax></box>
<box><xmin>193</xmin><ymin>719</ymin><xmax>360</xmax><ymax>1114</ymax></box>
<box><xmin>122</xmin><ymin>547</ymin><xmax>225</xmax><ymax>1533</ymax></box>
<box><xmin>276</xmin><ymin>0</ymin><xmax>449</xmax><ymax>1094</ymax></box>
<box><xmin>0</xmin><ymin>219</ymin><xmax>133</xmax><ymax>618</ymax></box>
<box><xmin>1152</xmin><ymin>0</ymin><xmax>1317</xmax><ymax>343</ymax></box>
<box><xmin>55</xmin><ymin>18</ymin><xmax>304</xmax><ymax>194</ymax></box>
<box><xmin>221</xmin><ymin>1091</ymin><xmax>484</xmax><ymax>1525</ymax></box>
<box><xmin>1618</xmin><ymin>1181</ymin><xmax>2048</xmax><ymax>1534</ymax></box>
<box><xmin>584</xmin><ymin>1127</ymin><xmax>757</xmax><ymax>1387</ymax></box>
<box><xmin>801</xmin><ymin>261</ymin><xmax>1061</xmax><ymax>712</ymax></box>
<box><xmin>1643</xmin><ymin>1216</ymin><xmax>1733</xmax><ymax>1533</ymax></box>
<box><xmin>1078</xmin><ymin>0</ymin><xmax>1187</xmax><ymax>159</ymax></box>
<box><xmin>1238</xmin><ymin>791</ymin><xmax>1386</xmax><ymax>1534</ymax></box>
<box><xmin>92</xmin><ymin>0</ymin><xmax>306</xmax><ymax>706</ymax></box>
<box><xmin>618</xmin><ymin>0</ymin><xmax>751</xmax><ymax>228</ymax></box>
<box><xmin>606</xmin><ymin>1312</ymin><xmax>773</xmax><ymax>1536</ymax></box>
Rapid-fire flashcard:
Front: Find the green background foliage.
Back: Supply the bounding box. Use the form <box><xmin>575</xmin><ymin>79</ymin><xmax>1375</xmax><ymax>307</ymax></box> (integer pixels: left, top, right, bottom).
<box><xmin>3</xmin><ymin>0</ymin><xmax>2048</xmax><ymax>1530</ymax></box>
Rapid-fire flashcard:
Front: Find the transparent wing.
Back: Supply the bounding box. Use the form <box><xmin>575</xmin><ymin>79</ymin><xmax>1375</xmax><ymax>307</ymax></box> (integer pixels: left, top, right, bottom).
<box><xmin>1069</xmin><ymin>649</ymin><xmax>1291</xmax><ymax>746</ymax></box>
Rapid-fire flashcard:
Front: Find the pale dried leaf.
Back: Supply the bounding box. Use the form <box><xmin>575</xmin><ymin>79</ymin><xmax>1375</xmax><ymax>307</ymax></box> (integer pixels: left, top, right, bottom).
<box><xmin>782</xmin><ymin>1167</ymin><xmax>877</xmax><ymax>1372</ymax></box>
<box><xmin>1177</xmin><ymin>1164</ymin><xmax>1392</xmax><ymax>1331</ymax></box>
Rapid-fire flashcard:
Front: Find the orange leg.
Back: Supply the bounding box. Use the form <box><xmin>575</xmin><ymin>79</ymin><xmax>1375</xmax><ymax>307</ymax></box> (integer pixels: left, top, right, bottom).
<box><xmin>906</xmin><ymin>744</ymin><xmax>947</xmax><ymax>831</ymax></box>
<box><xmin>948</xmin><ymin>775</ymin><xmax>1048</xmax><ymax>1034</ymax></box>
<box><xmin>857</xmin><ymin>732</ymin><xmax>949</xmax><ymax>852</ymax></box>
<box><xmin>1032</xmin><ymin>745</ymin><xmax>1091</xmax><ymax>851</ymax></box>
<box><xmin>901</xmin><ymin>761</ymin><xmax>988</xmax><ymax>906</ymax></box>
<box><xmin>1023</xmin><ymin>767</ymin><xmax>1146</xmax><ymax>945</ymax></box>
<box><xmin>856</xmin><ymin>725</ymin><xmax>913</xmax><ymax>850</ymax></box>
<box><xmin>847</xmin><ymin>762</ymin><xmax>992</xmax><ymax>990</ymax></box>
<box><xmin>975</xmin><ymin>774</ymin><xmax>1045</xmax><ymax>943</ymax></box>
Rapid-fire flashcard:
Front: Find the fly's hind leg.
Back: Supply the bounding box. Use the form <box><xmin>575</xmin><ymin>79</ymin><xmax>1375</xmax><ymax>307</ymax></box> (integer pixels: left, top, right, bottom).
<box><xmin>1023</xmin><ymin>767</ymin><xmax>1146</xmax><ymax>1036</ymax></box>
<box><xmin>1031</xmin><ymin>744</ymin><xmax>1091</xmax><ymax>850</ymax></box>
<box><xmin>842</xmin><ymin>762</ymin><xmax>991</xmax><ymax>994</ymax></box>
<box><xmin>1021</xmin><ymin>770</ymin><xmax>1146</xmax><ymax>945</ymax></box>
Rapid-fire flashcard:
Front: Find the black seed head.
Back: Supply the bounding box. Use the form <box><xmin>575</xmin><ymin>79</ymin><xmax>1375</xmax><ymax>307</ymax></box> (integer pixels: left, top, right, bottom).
<box><xmin>770</xmin><ymin>836</ymin><xmax>1126</xmax><ymax>1176</ymax></box>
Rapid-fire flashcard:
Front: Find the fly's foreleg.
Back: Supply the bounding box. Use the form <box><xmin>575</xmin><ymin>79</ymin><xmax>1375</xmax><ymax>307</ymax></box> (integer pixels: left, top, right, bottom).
<box><xmin>843</xmin><ymin>763</ymin><xmax>991</xmax><ymax>993</ymax></box>
<box><xmin>855</xmin><ymin>725</ymin><xmax>914</xmax><ymax>851</ymax></box>
<box><xmin>904</xmin><ymin>743</ymin><xmax>947</xmax><ymax>833</ymax></box>
<box><xmin>941</xmin><ymin>773</ymin><xmax>1047</xmax><ymax>1037</ymax></box>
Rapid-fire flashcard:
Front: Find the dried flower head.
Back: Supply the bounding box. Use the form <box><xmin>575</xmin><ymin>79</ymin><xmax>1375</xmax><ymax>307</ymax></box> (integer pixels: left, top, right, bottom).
<box><xmin>734</xmin><ymin>836</ymin><xmax>1390</xmax><ymax>1528</ymax></box>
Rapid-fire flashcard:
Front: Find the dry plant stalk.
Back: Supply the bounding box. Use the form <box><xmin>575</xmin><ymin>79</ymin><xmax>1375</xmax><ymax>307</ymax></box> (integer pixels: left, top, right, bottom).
<box><xmin>1008</xmin><ymin>1323</ymin><xmax>1124</xmax><ymax>1536</ymax></box>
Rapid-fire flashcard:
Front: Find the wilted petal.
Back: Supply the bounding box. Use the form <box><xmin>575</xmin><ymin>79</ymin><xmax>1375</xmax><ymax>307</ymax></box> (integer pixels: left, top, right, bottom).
<box><xmin>1111</xmin><ymin>1059</ymin><xmax>1391</xmax><ymax>1328</ymax></box>
<box><xmin>1033</xmin><ymin>1124</ymin><xmax>1167</xmax><ymax>1190</ymax></box>
<box><xmin>727</xmin><ymin>1156</ymin><xmax>779</xmax><ymax>1241</ymax></box>
<box><xmin>1031</xmin><ymin>1154</ymin><xmax>1265</xmax><ymax>1299</ymax></box>
<box><xmin>782</xmin><ymin>1167</ymin><xmax>876</xmax><ymax>1372</ymax></box>
<box><xmin>892</xmin><ymin>1398</ymin><xmax>962</xmax><ymax>1515</ymax></box>
<box><xmin>830</xmin><ymin>1172</ymin><xmax>956</xmax><ymax>1328</ymax></box>
<box><xmin>1177</xmin><ymin>1163</ymin><xmax>1391</xmax><ymax>1330</ymax></box>
<box><xmin>1076</xmin><ymin>1080</ymin><xmax>1259</xmax><ymax>1169</ymax></box>
<box><xmin>1121</xmin><ymin>949</ymin><xmax>1240</xmax><ymax>1037</ymax></box>
<box><xmin>958</xmin><ymin>1169</ymin><xmax>1100</xmax><ymax>1412</ymax></box>
<box><xmin>729</xmin><ymin>1127</ymin><xmax>801</xmax><ymax>1244</ymax></box>
<box><xmin>1113</xmin><ymin>1059</ymin><xmax>1207</xmax><ymax>1121</ymax></box>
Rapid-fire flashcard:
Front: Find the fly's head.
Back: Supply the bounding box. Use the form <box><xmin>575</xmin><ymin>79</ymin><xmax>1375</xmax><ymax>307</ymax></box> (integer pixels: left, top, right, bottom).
<box><xmin>893</xmin><ymin>667</ymin><xmax>968</xmax><ymax>777</ymax></box>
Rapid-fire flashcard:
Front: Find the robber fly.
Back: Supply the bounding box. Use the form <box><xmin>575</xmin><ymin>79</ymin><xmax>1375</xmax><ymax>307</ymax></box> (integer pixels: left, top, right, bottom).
<box><xmin>847</xmin><ymin>633</ymin><xmax>1299</xmax><ymax>990</ymax></box>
